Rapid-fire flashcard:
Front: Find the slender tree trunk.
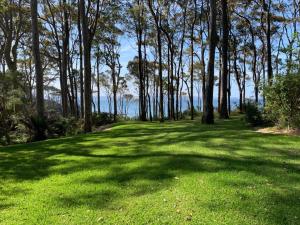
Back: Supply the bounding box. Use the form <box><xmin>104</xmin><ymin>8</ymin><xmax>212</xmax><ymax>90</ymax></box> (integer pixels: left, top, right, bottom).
<box><xmin>170</xmin><ymin>47</ymin><xmax>175</xmax><ymax>120</ymax></box>
<box><xmin>218</xmin><ymin>54</ymin><xmax>221</xmax><ymax>112</ymax></box>
<box><xmin>262</xmin><ymin>46</ymin><xmax>266</xmax><ymax>107</ymax></box>
<box><xmin>73</xmin><ymin>74</ymin><xmax>79</xmax><ymax>118</ymax></box>
<box><xmin>176</xmin><ymin>7</ymin><xmax>186</xmax><ymax>120</ymax></box>
<box><xmin>167</xmin><ymin>46</ymin><xmax>170</xmax><ymax>119</ymax></box>
<box><xmin>243</xmin><ymin>52</ymin><xmax>246</xmax><ymax>111</ymax></box>
<box><xmin>219</xmin><ymin>0</ymin><xmax>229</xmax><ymax>119</ymax></box>
<box><xmin>113</xmin><ymin>69</ymin><xmax>117</xmax><ymax>122</ymax></box>
<box><xmin>96</xmin><ymin>53</ymin><xmax>101</xmax><ymax>114</ymax></box>
<box><xmin>201</xmin><ymin>46</ymin><xmax>206</xmax><ymax>112</ymax></box>
<box><xmin>147</xmin><ymin>0</ymin><xmax>164</xmax><ymax>122</ymax></box>
<box><xmin>143</xmin><ymin>35</ymin><xmax>152</xmax><ymax>121</ymax></box>
<box><xmin>31</xmin><ymin>0</ymin><xmax>46</xmax><ymax>140</ymax></box>
<box><xmin>80</xmin><ymin>0</ymin><xmax>92</xmax><ymax>132</ymax></box>
<box><xmin>68</xmin><ymin>53</ymin><xmax>76</xmax><ymax>116</ymax></box>
<box><xmin>264</xmin><ymin>0</ymin><xmax>273</xmax><ymax>84</ymax></box>
<box><xmin>78</xmin><ymin>0</ymin><xmax>84</xmax><ymax>118</ymax></box>
<box><xmin>137</xmin><ymin>9</ymin><xmax>146</xmax><ymax>121</ymax></box>
<box><xmin>239</xmin><ymin>90</ymin><xmax>243</xmax><ymax>112</ymax></box>
<box><xmin>190</xmin><ymin>26</ymin><xmax>195</xmax><ymax>120</ymax></box>
<box><xmin>228</xmin><ymin>51</ymin><xmax>231</xmax><ymax>114</ymax></box>
<box><xmin>190</xmin><ymin>0</ymin><xmax>197</xmax><ymax>120</ymax></box>
<box><xmin>202</xmin><ymin>0</ymin><xmax>217</xmax><ymax>124</ymax></box>
<box><xmin>61</xmin><ymin>0</ymin><xmax>69</xmax><ymax>117</ymax></box>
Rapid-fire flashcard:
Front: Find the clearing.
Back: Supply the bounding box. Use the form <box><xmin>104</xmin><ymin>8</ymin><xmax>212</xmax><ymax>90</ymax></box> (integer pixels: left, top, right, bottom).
<box><xmin>0</xmin><ymin>117</ymin><xmax>299</xmax><ymax>225</ymax></box>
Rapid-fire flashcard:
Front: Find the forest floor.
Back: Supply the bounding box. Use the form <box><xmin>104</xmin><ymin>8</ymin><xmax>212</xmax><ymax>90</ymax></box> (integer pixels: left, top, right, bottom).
<box><xmin>0</xmin><ymin>116</ymin><xmax>299</xmax><ymax>225</ymax></box>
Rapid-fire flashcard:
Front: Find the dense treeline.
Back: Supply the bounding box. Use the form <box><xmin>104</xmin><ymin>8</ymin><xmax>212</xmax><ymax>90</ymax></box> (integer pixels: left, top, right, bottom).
<box><xmin>0</xmin><ymin>0</ymin><xmax>299</xmax><ymax>144</ymax></box>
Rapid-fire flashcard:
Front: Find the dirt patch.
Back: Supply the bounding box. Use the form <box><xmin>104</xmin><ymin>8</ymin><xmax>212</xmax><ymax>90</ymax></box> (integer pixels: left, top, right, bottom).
<box><xmin>94</xmin><ymin>124</ymin><xmax>113</xmax><ymax>132</ymax></box>
<box><xmin>256</xmin><ymin>127</ymin><xmax>300</xmax><ymax>136</ymax></box>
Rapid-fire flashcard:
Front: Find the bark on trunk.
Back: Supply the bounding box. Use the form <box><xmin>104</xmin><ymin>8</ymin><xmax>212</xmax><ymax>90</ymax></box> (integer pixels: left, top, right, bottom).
<box><xmin>219</xmin><ymin>0</ymin><xmax>229</xmax><ymax>119</ymax></box>
<box><xmin>202</xmin><ymin>0</ymin><xmax>217</xmax><ymax>124</ymax></box>
<box><xmin>31</xmin><ymin>0</ymin><xmax>46</xmax><ymax>140</ymax></box>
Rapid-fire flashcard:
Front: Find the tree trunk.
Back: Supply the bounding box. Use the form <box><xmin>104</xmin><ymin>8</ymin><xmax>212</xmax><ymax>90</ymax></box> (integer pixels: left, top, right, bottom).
<box><xmin>201</xmin><ymin>46</ymin><xmax>206</xmax><ymax>112</ymax></box>
<box><xmin>137</xmin><ymin>7</ymin><xmax>146</xmax><ymax>121</ymax></box>
<box><xmin>176</xmin><ymin>6</ymin><xmax>187</xmax><ymax>120</ymax></box>
<box><xmin>228</xmin><ymin>51</ymin><xmax>231</xmax><ymax>114</ymax></box>
<box><xmin>61</xmin><ymin>0</ymin><xmax>69</xmax><ymax>117</ymax></box>
<box><xmin>219</xmin><ymin>0</ymin><xmax>229</xmax><ymax>119</ymax></box>
<box><xmin>96</xmin><ymin>53</ymin><xmax>101</xmax><ymax>114</ymax></box>
<box><xmin>147</xmin><ymin>0</ymin><xmax>164</xmax><ymax>122</ymax></box>
<box><xmin>202</xmin><ymin>0</ymin><xmax>217</xmax><ymax>124</ymax></box>
<box><xmin>112</xmin><ymin>68</ymin><xmax>117</xmax><ymax>122</ymax></box>
<box><xmin>158</xmin><ymin>28</ymin><xmax>164</xmax><ymax>122</ymax></box>
<box><xmin>264</xmin><ymin>0</ymin><xmax>273</xmax><ymax>84</ymax></box>
<box><xmin>167</xmin><ymin>47</ymin><xmax>170</xmax><ymax>119</ymax></box>
<box><xmin>170</xmin><ymin>47</ymin><xmax>175</xmax><ymax>120</ymax></box>
<box><xmin>78</xmin><ymin>0</ymin><xmax>84</xmax><ymax>118</ymax></box>
<box><xmin>31</xmin><ymin>0</ymin><xmax>46</xmax><ymax>140</ymax></box>
<box><xmin>80</xmin><ymin>0</ymin><xmax>92</xmax><ymax>132</ymax></box>
<box><xmin>190</xmin><ymin>26</ymin><xmax>195</xmax><ymax>120</ymax></box>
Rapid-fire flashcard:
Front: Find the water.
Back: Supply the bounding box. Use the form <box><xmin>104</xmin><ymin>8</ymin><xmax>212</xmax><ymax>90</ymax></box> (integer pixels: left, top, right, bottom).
<box><xmin>93</xmin><ymin>96</ymin><xmax>241</xmax><ymax>118</ymax></box>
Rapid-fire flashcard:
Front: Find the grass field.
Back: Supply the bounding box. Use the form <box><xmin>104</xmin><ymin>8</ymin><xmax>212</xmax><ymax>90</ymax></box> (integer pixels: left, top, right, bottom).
<box><xmin>0</xmin><ymin>117</ymin><xmax>299</xmax><ymax>225</ymax></box>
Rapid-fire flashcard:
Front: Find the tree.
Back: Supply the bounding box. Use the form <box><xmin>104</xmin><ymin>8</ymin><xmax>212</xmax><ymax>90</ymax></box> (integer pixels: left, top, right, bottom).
<box><xmin>126</xmin><ymin>0</ymin><xmax>147</xmax><ymax>121</ymax></box>
<box><xmin>219</xmin><ymin>0</ymin><xmax>229</xmax><ymax>119</ymax></box>
<box><xmin>263</xmin><ymin>0</ymin><xmax>273</xmax><ymax>84</ymax></box>
<box><xmin>61</xmin><ymin>0</ymin><xmax>70</xmax><ymax>117</ymax></box>
<box><xmin>31</xmin><ymin>0</ymin><xmax>45</xmax><ymax>140</ymax></box>
<box><xmin>148</xmin><ymin>0</ymin><xmax>164</xmax><ymax>122</ymax></box>
<box><xmin>79</xmin><ymin>0</ymin><xmax>101</xmax><ymax>132</ymax></box>
<box><xmin>202</xmin><ymin>0</ymin><xmax>217</xmax><ymax>124</ymax></box>
<box><xmin>189</xmin><ymin>0</ymin><xmax>197</xmax><ymax>120</ymax></box>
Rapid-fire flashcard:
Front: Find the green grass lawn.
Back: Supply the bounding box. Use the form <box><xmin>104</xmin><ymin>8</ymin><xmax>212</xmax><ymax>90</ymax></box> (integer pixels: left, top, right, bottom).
<box><xmin>0</xmin><ymin>117</ymin><xmax>299</xmax><ymax>225</ymax></box>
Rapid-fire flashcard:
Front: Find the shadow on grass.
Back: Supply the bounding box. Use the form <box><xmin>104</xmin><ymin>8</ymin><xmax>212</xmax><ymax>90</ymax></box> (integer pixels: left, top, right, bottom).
<box><xmin>0</xmin><ymin>117</ymin><xmax>299</xmax><ymax>224</ymax></box>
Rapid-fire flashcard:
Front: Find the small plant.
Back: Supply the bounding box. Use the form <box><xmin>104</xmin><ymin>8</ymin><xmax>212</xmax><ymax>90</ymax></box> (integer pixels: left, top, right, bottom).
<box><xmin>181</xmin><ymin>107</ymin><xmax>202</xmax><ymax>119</ymax></box>
<box><xmin>24</xmin><ymin>116</ymin><xmax>47</xmax><ymax>142</ymax></box>
<box><xmin>244</xmin><ymin>100</ymin><xmax>265</xmax><ymax>126</ymax></box>
<box><xmin>92</xmin><ymin>112</ymin><xmax>114</xmax><ymax>126</ymax></box>
<box><xmin>47</xmin><ymin>116</ymin><xmax>80</xmax><ymax>137</ymax></box>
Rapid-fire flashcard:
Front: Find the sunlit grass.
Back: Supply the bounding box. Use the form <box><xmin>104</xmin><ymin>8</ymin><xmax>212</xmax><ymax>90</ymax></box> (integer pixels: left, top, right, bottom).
<box><xmin>0</xmin><ymin>117</ymin><xmax>299</xmax><ymax>225</ymax></box>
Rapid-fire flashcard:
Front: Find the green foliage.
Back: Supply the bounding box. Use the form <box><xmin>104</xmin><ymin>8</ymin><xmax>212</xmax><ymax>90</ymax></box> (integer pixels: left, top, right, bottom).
<box><xmin>0</xmin><ymin>107</ymin><xmax>14</xmax><ymax>145</ymax></box>
<box><xmin>264</xmin><ymin>74</ymin><xmax>300</xmax><ymax>128</ymax></box>
<box><xmin>23</xmin><ymin>116</ymin><xmax>47</xmax><ymax>142</ymax></box>
<box><xmin>92</xmin><ymin>112</ymin><xmax>114</xmax><ymax>126</ymax></box>
<box><xmin>181</xmin><ymin>107</ymin><xmax>202</xmax><ymax>119</ymax></box>
<box><xmin>0</xmin><ymin>71</ymin><xmax>29</xmax><ymax>145</ymax></box>
<box><xmin>47</xmin><ymin>116</ymin><xmax>81</xmax><ymax>137</ymax></box>
<box><xmin>23</xmin><ymin>115</ymin><xmax>81</xmax><ymax>142</ymax></box>
<box><xmin>244</xmin><ymin>100</ymin><xmax>264</xmax><ymax>126</ymax></box>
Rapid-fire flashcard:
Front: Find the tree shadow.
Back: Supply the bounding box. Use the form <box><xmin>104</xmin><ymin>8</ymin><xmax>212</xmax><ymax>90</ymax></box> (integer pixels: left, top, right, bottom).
<box><xmin>0</xmin><ymin>117</ymin><xmax>299</xmax><ymax>224</ymax></box>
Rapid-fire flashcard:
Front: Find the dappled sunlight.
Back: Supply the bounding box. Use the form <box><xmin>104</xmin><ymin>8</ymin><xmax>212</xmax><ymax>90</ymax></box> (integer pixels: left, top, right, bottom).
<box><xmin>0</xmin><ymin>117</ymin><xmax>299</xmax><ymax>224</ymax></box>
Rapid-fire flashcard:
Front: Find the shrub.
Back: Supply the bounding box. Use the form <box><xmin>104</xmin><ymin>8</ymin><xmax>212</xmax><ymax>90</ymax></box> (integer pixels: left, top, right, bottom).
<box><xmin>264</xmin><ymin>73</ymin><xmax>300</xmax><ymax>128</ymax></box>
<box><xmin>22</xmin><ymin>115</ymin><xmax>81</xmax><ymax>141</ymax></box>
<box><xmin>47</xmin><ymin>116</ymin><xmax>80</xmax><ymax>137</ymax></box>
<box><xmin>92</xmin><ymin>112</ymin><xmax>114</xmax><ymax>126</ymax></box>
<box><xmin>23</xmin><ymin>116</ymin><xmax>47</xmax><ymax>142</ymax></box>
<box><xmin>244</xmin><ymin>100</ymin><xmax>264</xmax><ymax>126</ymax></box>
<box><xmin>181</xmin><ymin>107</ymin><xmax>202</xmax><ymax>119</ymax></box>
<box><xmin>0</xmin><ymin>108</ymin><xmax>15</xmax><ymax>145</ymax></box>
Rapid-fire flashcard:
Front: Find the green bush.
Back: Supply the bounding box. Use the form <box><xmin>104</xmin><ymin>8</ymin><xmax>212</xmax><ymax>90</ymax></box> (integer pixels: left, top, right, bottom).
<box><xmin>22</xmin><ymin>115</ymin><xmax>81</xmax><ymax>142</ymax></box>
<box><xmin>23</xmin><ymin>116</ymin><xmax>47</xmax><ymax>142</ymax></box>
<box><xmin>244</xmin><ymin>100</ymin><xmax>264</xmax><ymax>126</ymax></box>
<box><xmin>92</xmin><ymin>112</ymin><xmax>114</xmax><ymax>126</ymax></box>
<box><xmin>0</xmin><ymin>108</ymin><xmax>14</xmax><ymax>145</ymax></box>
<box><xmin>264</xmin><ymin>73</ymin><xmax>300</xmax><ymax>128</ymax></box>
<box><xmin>181</xmin><ymin>107</ymin><xmax>202</xmax><ymax>119</ymax></box>
<box><xmin>47</xmin><ymin>116</ymin><xmax>80</xmax><ymax>137</ymax></box>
